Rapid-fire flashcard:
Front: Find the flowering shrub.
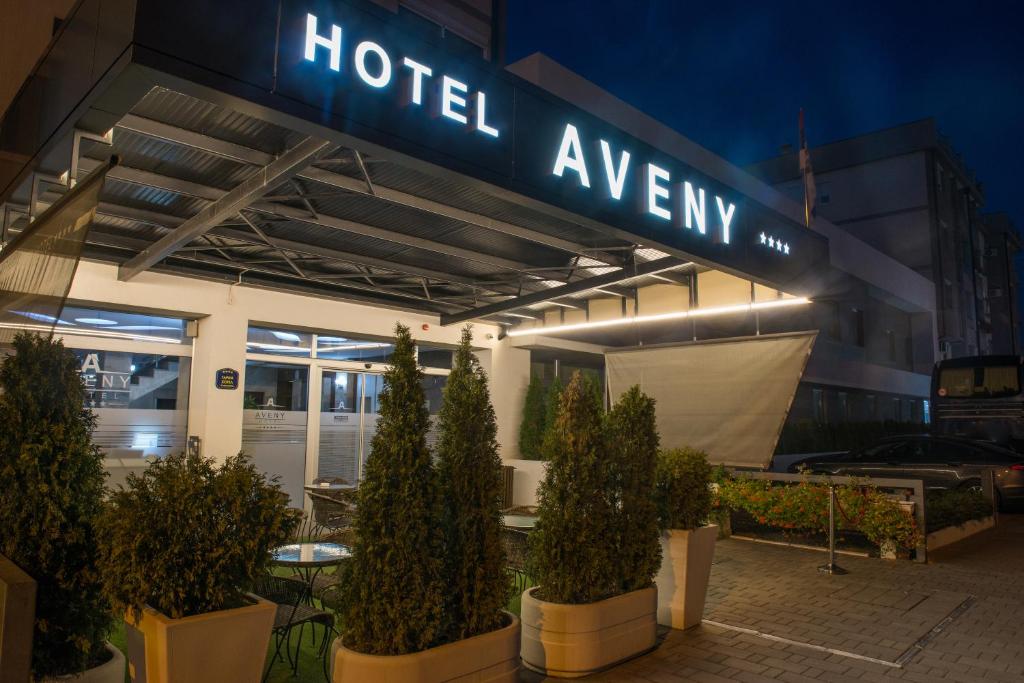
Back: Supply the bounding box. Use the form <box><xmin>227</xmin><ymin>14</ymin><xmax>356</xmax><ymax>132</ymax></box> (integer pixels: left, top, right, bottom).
<box><xmin>716</xmin><ymin>476</ymin><xmax>921</xmax><ymax>551</ymax></box>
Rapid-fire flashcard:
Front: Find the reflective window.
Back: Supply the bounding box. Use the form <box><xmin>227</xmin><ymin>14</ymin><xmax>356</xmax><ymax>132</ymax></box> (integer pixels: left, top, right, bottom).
<box><xmin>316</xmin><ymin>335</ymin><xmax>393</xmax><ymax>362</ymax></box>
<box><xmin>939</xmin><ymin>366</ymin><xmax>1021</xmax><ymax>399</ymax></box>
<box><xmin>418</xmin><ymin>345</ymin><xmax>453</xmax><ymax>370</ymax></box>
<box><xmin>7</xmin><ymin>305</ymin><xmax>190</xmax><ymax>344</ymax></box>
<box><xmin>242</xmin><ymin>361</ymin><xmax>309</xmax><ymax>507</ymax></box>
<box><xmin>70</xmin><ymin>349</ymin><xmax>191</xmax><ymax>458</ymax></box>
<box><xmin>246</xmin><ymin>326</ymin><xmax>312</xmax><ymax>357</ymax></box>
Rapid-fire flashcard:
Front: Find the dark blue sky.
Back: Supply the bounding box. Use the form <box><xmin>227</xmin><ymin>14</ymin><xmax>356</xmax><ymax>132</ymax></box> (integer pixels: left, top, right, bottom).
<box><xmin>506</xmin><ymin>0</ymin><xmax>1024</xmax><ymax>231</ymax></box>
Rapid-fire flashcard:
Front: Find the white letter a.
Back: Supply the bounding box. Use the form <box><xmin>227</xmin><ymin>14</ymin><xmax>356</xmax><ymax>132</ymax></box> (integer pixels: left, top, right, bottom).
<box><xmin>552</xmin><ymin>124</ymin><xmax>590</xmax><ymax>188</ymax></box>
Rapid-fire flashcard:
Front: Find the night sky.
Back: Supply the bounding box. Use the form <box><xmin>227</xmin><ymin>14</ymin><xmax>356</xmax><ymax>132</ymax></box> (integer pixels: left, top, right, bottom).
<box><xmin>506</xmin><ymin>1</ymin><xmax>1024</xmax><ymax>252</ymax></box>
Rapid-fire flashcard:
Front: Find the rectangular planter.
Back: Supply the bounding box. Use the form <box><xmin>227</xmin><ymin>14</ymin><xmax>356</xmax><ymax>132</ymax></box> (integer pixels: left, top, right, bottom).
<box><xmin>331</xmin><ymin>612</ymin><xmax>520</xmax><ymax>682</ymax></box>
<box><xmin>520</xmin><ymin>586</ymin><xmax>656</xmax><ymax>678</ymax></box>
<box><xmin>124</xmin><ymin>596</ymin><xmax>275</xmax><ymax>683</ymax></box>
<box><xmin>655</xmin><ymin>525</ymin><xmax>718</xmax><ymax>630</ymax></box>
<box><xmin>927</xmin><ymin>515</ymin><xmax>996</xmax><ymax>553</ymax></box>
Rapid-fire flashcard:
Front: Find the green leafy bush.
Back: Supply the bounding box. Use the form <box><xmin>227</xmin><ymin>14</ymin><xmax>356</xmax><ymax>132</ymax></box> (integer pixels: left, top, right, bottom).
<box><xmin>518</xmin><ymin>374</ymin><xmax>546</xmax><ymax>460</ymax></box>
<box><xmin>543</xmin><ymin>375</ymin><xmax>563</xmax><ymax>437</ymax></box>
<box><xmin>925</xmin><ymin>488</ymin><xmax>993</xmax><ymax>533</ymax></box>
<box><xmin>656</xmin><ymin>448</ymin><xmax>713</xmax><ymax>530</ymax></box>
<box><xmin>529</xmin><ymin>371</ymin><xmax>616</xmax><ymax>604</ymax></box>
<box><xmin>436</xmin><ymin>326</ymin><xmax>510</xmax><ymax>640</ymax></box>
<box><xmin>341</xmin><ymin>324</ymin><xmax>446</xmax><ymax>654</ymax></box>
<box><xmin>716</xmin><ymin>476</ymin><xmax>922</xmax><ymax>551</ymax></box>
<box><xmin>97</xmin><ymin>452</ymin><xmax>297</xmax><ymax>620</ymax></box>
<box><xmin>606</xmin><ymin>387</ymin><xmax>661</xmax><ymax>593</ymax></box>
<box><xmin>0</xmin><ymin>333</ymin><xmax>112</xmax><ymax>677</ymax></box>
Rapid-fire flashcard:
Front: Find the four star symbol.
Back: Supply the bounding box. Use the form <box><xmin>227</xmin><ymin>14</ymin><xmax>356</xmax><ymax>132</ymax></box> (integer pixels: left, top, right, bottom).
<box><xmin>757</xmin><ymin>232</ymin><xmax>790</xmax><ymax>256</ymax></box>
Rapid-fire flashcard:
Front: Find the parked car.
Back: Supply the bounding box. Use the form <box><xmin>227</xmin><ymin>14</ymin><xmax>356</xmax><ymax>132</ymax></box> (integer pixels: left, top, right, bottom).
<box><xmin>788</xmin><ymin>435</ymin><xmax>1024</xmax><ymax>508</ymax></box>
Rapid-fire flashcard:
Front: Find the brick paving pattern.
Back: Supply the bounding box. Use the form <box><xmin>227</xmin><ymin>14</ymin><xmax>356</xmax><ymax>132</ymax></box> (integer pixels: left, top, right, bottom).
<box><xmin>522</xmin><ymin>514</ymin><xmax>1024</xmax><ymax>682</ymax></box>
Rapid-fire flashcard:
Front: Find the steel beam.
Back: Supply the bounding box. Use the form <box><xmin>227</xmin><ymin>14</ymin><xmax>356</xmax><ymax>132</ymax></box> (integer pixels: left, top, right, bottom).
<box><xmin>117</xmin><ymin>137</ymin><xmax>331</xmax><ymax>281</ymax></box>
<box><xmin>113</xmin><ymin>114</ymin><xmax>625</xmax><ymax>266</ymax></box>
<box><xmin>439</xmin><ymin>256</ymin><xmax>685</xmax><ymax>326</ymax></box>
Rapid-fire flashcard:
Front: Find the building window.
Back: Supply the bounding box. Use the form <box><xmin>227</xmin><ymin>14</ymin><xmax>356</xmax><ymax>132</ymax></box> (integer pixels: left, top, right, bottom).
<box><xmin>837</xmin><ymin>392</ymin><xmax>849</xmax><ymax>421</ymax></box>
<box><xmin>316</xmin><ymin>335</ymin><xmax>393</xmax><ymax>363</ymax></box>
<box><xmin>866</xmin><ymin>394</ymin><xmax>877</xmax><ymax>419</ymax></box>
<box><xmin>812</xmin><ymin>388</ymin><xmax>826</xmax><ymax>422</ymax></box>
<box><xmin>887</xmin><ymin>330</ymin><xmax>897</xmax><ymax>362</ymax></box>
<box><xmin>5</xmin><ymin>305</ymin><xmax>191</xmax><ymax>345</ymax></box>
<box><xmin>852</xmin><ymin>308</ymin><xmax>865</xmax><ymax>347</ymax></box>
<box><xmin>72</xmin><ymin>349</ymin><xmax>191</xmax><ymax>457</ymax></box>
<box><xmin>828</xmin><ymin>302</ymin><xmax>841</xmax><ymax>341</ymax></box>
<box><xmin>246</xmin><ymin>326</ymin><xmax>312</xmax><ymax>356</ymax></box>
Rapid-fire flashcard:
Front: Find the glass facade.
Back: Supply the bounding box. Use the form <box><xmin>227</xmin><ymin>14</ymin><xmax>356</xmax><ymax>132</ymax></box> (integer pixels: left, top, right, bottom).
<box><xmin>71</xmin><ymin>348</ymin><xmax>191</xmax><ymax>458</ymax></box>
<box><xmin>242</xmin><ymin>361</ymin><xmax>309</xmax><ymax>506</ymax></box>
<box><xmin>246</xmin><ymin>326</ymin><xmax>312</xmax><ymax>356</ymax></box>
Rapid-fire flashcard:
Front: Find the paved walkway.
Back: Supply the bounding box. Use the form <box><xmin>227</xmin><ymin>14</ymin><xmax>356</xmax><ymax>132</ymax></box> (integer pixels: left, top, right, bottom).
<box><xmin>524</xmin><ymin>514</ymin><xmax>1024</xmax><ymax>682</ymax></box>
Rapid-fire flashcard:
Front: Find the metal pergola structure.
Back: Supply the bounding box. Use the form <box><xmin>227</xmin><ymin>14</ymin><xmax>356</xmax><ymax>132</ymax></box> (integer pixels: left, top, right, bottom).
<box><xmin>2</xmin><ymin>88</ymin><xmax>695</xmax><ymax>327</ymax></box>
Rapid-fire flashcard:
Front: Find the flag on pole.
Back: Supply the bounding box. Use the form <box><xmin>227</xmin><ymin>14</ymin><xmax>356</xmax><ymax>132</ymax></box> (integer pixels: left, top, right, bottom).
<box><xmin>798</xmin><ymin>108</ymin><xmax>816</xmax><ymax>228</ymax></box>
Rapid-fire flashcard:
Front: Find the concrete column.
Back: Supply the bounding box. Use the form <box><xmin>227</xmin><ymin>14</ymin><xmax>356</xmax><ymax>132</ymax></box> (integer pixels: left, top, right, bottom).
<box><xmin>187</xmin><ymin>307</ymin><xmax>248</xmax><ymax>461</ymax></box>
<box><xmin>480</xmin><ymin>338</ymin><xmax>531</xmax><ymax>461</ymax></box>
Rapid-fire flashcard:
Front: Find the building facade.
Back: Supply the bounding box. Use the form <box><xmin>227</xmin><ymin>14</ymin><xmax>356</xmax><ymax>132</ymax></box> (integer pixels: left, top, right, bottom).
<box><xmin>748</xmin><ymin>119</ymin><xmax>1020</xmax><ymax>362</ymax></box>
<box><xmin>1</xmin><ymin>0</ymin><xmax>940</xmax><ymax>490</ymax></box>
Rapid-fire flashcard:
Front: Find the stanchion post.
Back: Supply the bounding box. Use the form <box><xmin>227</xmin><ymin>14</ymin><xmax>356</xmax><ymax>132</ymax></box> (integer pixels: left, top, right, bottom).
<box><xmin>818</xmin><ymin>484</ymin><xmax>847</xmax><ymax>575</ymax></box>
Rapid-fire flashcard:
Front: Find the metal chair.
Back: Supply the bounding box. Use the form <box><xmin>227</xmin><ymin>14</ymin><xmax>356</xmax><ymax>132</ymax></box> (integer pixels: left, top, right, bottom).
<box><xmin>255</xmin><ymin>574</ymin><xmax>336</xmax><ymax>682</ymax></box>
<box><xmin>502</xmin><ymin>528</ymin><xmax>531</xmax><ymax>595</ymax></box>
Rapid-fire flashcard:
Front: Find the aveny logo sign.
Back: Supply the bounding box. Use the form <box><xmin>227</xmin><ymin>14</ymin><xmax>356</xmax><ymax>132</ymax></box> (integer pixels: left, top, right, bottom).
<box><xmin>550</xmin><ymin>123</ymin><xmax>738</xmax><ymax>246</ymax></box>
<box><xmin>302</xmin><ymin>13</ymin><xmax>500</xmax><ymax>139</ymax></box>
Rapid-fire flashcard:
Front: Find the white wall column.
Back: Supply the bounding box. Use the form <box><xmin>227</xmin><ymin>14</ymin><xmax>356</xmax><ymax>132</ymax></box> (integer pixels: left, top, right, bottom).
<box><xmin>483</xmin><ymin>338</ymin><xmax>532</xmax><ymax>461</ymax></box>
<box><xmin>187</xmin><ymin>308</ymin><xmax>248</xmax><ymax>461</ymax></box>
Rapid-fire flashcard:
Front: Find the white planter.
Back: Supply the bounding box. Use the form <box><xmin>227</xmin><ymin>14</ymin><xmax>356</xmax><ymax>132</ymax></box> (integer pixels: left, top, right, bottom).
<box><xmin>655</xmin><ymin>525</ymin><xmax>718</xmax><ymax>630</ymax></box>
<box><xmin>331</xmin><ymin>612</ymin><xmax>520</xmax><ymax>682</ymax></box>
<box><xmin>520</xmin><ymin>586</ymin><xmax>656</xmax><ymax>678</ymax></box>
<box><xmin>37</xmin><ymin>643</ymin><xmax>125</xmax><ymax>683</ymax></box>
<box><xmin>124</xmin><ymin>596</ymin><xmax>275</xmax><ymax>683</ymax></box>
<box><xmin>926</xmin><ymin>515</ymin><xmax>996</xmax><ymax>552</ymax></box>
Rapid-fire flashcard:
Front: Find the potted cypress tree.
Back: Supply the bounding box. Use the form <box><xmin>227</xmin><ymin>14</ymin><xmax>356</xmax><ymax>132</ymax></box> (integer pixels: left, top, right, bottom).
<box><xmin>654</xmin><ymin>448</ymin><xmax>717</xmax><ymax>630</ymax></box>
<box><xmin>434</xmin><ymin>326</ymin><xmax>519</xmax><ymax>678</ymax></box>
<box><xmin>521</xmin><ymin>374</ymin><xmax>658</xmax><ymax>678</ymax></box>
<box><xmin>96</xmin><ymin>452</ymin><xmax>297</xmax><ymax>683</ymax></box>
<box><xmin>331</xmin><ymin>324</ymin><xmax>447</xmax><ymax>680</ymax></box>
<box><xmin>0</xmin><ymin>333</ymin><xmax>123</xmax><ymax>682</ymax></box>
<box><xmin>518</xmin><ymin>374</ymin><xmax>546</xmax><ymax>460</ymax></box>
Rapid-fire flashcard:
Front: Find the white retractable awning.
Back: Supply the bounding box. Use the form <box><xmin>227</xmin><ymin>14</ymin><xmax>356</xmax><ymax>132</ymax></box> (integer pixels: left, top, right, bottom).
<box><xmin>606</xmin><ymin>331</ymin><xmax>817</xmax><ymax>469</ymax></box>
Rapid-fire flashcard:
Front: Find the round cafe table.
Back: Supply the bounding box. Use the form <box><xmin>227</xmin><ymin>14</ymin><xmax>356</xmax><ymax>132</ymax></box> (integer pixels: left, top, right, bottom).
<box><xmin>271</xmin><ymin>542</ymin><xmax>351</xmax><ymax>603</ymax></box>
<box><xmin>503</xmin><ymin>514</ymin><xmax>537</xmax><ymax>531</ymax></box>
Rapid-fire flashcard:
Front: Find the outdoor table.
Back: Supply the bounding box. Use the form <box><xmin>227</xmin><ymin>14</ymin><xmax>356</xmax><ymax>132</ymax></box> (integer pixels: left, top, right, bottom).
<box><xmin>271</xmin><ymin>542</ymin><xmax>351</xmax><ymax>603</ymax></box>
<box><xmin>503</xmin><ymin>514</ymin><xmax>537</xmax><ymax>531</ymax></box>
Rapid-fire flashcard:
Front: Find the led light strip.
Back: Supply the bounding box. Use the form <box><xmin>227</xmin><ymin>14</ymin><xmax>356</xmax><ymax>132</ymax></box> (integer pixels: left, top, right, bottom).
<box><xmin>506</xmin><ymin>297</ymin><xmax>811</xmax><ymax>337</ymax></box>
<box><xmin>0</xmin><ymin>322</ymin><xmax>184</xmax><ymax>344</ymax></box>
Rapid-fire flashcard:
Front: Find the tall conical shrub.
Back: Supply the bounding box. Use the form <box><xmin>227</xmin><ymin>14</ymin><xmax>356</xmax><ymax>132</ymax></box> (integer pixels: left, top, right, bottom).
<box><xmin>606</xmin><ymin>386</ymin><xmax>661</xmax><ymax>592</ymax></box>
<box><xmin>340</xmin><ymin>324</ymin><xmax>445</xmax><ymax>654</ymax></box>
<box><xmin>543</xmin><ymin>375</ymin><xmax>563</xmax><ymax>436</ymax></box>
<box><xmin>437</xmin><ymin>326</ymin><xmax>510</xmax><ymax>640</ymax></box>
<box><xmin>518</xmin><ymin>374</ymin><xmax>546</xmax><ymax>460</ymax></box>
<box><xmin>0</xmin><ymin>333</ymin><xmax>112</xmax><ymax>677</ymax></box>
<box><xmin>529</xmin><ymin>371</ymin><xmax>616</xmax><ymax>603</ymax></box>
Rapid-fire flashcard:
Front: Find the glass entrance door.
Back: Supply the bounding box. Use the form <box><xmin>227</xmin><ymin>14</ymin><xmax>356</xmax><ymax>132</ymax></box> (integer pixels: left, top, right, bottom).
<box><xmin>316</xmin><ymin>370</ymin><xmax>383</xmax><ymax>484</ymax></box>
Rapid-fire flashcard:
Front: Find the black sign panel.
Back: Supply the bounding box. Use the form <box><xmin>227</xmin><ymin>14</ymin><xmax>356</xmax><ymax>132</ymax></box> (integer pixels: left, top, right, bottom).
<box><xmin>275</xmin><ymin>0</ymin><xmax>515</xmax><ymax>180</ymax></box>
<box><xmin>133</xmin><ymin>0</ymin><xmax>828</xmax><ymax>293</ymax></box>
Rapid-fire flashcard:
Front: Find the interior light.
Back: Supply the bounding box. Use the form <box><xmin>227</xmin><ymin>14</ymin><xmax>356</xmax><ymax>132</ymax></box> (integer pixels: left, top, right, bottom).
<box><xmin>75</xmin><ymin>317</ymin><xmax>118</xmax><ymax>326</ymax></box>
<box><xmin>271</xmin><ymin>331</ymin><xmax>302</xmax><ymax>342</ymax></box>
<box><xmin>130</xmin><ymin>364</ymin><xmax>137</xmax><ymax>372</ymax></box>
<box><xmin>507</xmin><ymin>297</ymin><xmax>811</xmax><ymax>337</ymax></box>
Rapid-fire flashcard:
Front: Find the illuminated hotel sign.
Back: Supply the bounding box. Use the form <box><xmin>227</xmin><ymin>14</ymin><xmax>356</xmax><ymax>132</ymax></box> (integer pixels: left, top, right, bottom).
<box><xmin>551</xmin><ymin>123</ymin><xmax>737</xmax><ymax>246</ymax></box>
<box><xmin>302</xmin><ymin>13</ymin><xmax>500</xmax><ymax>139</ymax></box>
<box><xmin>264</xmin><ymin>1</ymin><xmax>824</xmax><ymax>289</ymax></box>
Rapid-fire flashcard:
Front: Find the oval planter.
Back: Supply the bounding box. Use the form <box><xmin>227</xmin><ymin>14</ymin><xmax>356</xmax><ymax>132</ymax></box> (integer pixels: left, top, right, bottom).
<box><xmin>520</xmin><ymin>586</ymin><xmax>657</xmax><ymax>678</ymax></box>
<box><xmin>655</xmin><ymin>524</ymin><xmax>718</xmax><ymax>630</ymax></box>
<box><xmin>37</xmin><ymin>643</ymin><xmax>125</xmax><ymax>683</ymax></box>
<box><xmin>331</xmin><ymin>611</ymin><xmax>520</xmax><ymax>682</ymax></box>
<box><xmin>123</xmin><ymin>595</ymin><xmax>275</xmax><ymax>683</ymax></box>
